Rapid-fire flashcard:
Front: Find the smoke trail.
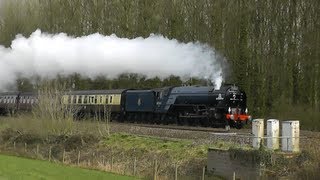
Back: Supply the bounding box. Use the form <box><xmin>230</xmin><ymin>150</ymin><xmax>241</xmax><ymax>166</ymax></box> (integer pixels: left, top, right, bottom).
<box><xmin>0</xmin><ymin>30</ymin><xmax>225</xmax><ymax>91</ymax></box>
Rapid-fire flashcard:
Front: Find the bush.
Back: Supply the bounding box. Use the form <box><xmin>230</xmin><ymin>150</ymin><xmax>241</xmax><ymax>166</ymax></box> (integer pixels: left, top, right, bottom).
<box><xmin>31</xmin><ymin>80</ymin><xmax>75</xmax><ymax>136</ymax></box>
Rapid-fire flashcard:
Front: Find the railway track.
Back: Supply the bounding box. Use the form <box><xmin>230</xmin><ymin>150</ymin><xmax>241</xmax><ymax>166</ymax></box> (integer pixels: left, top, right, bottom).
<box><xmin>110</xmin><ymin>121</ymin><xmax>251</xmax><ymax>134</ymax></box>
<box><xmin>119</xmin><ymin>122</ymin><xmax>320</xmax><ymax>140</ymax></box>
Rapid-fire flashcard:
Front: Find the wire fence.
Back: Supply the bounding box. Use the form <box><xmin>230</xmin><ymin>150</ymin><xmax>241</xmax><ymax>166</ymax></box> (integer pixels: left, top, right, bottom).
<box><xmin>0</xmin><ymin>142</ymin><xmax>212</xmax><ymax>180</ymax></box>
<box><xmin>209</xmin><ymin>132</ymin><xmax>317</xmax><ymax>153</ymax></box>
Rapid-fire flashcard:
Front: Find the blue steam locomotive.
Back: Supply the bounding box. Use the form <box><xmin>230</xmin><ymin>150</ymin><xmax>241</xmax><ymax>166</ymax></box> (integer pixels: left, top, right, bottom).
<box><xmin>0</xmin><ymin>84</ymin><xmax>251</xmax><ymax>129</ymax></box>
<box><xmin>124</xmin><ymin>84</ymin><xmax>251</xmax><ymax>129</ymax></box>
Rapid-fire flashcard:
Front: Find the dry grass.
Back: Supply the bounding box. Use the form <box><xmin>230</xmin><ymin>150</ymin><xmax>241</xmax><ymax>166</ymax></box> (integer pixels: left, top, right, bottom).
<box><xmin>293</xmin><ymin>137</ymin><xmax>320</xmax><ymax>179</ymax></box>
<box><xmin>0</xmin><ymin>80</ymin><xmax>112</xmax><ymax>138</ymax></box>
<box><xmin>31</xmin><ymin>80</ymin><xmax>75</xmax><ymax>136</ymax></box>
<box><xmin>2</xmin><ymin>116</ymin><xmax>320</xmax><ymax>179</ymax></box>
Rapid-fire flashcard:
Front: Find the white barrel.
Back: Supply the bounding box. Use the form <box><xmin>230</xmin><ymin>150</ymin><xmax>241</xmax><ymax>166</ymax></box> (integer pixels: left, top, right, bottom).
<box><xmin>267</xmin><ymin>119</ymin><xmax>279</xmax><ymax>150</ymax></box>
<box><xmin>281</xmin><ymin>121</ymin><xmax>300</xmax><ymax>152</ymax></box>
<box><xmin>252</xmin><ymin>119</ymin><xmax>264</xmax><ymax>149</ymax></box>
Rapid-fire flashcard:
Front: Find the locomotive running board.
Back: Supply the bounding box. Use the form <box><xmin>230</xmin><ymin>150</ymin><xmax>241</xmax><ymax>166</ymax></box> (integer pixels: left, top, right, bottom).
<box><xmin>179</xmin><ymin>115</ymin><xmax>208</xmax><ymax>118</ymax></box>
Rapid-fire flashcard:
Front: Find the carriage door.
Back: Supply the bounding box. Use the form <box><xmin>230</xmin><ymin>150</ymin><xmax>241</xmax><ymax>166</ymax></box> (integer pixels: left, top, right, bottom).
<box><xmin>89</xmin><ymin>95</ymin><xmax>96</xmax><ymax>104</ymax></box>
<box><xmin>108</xmin><ymin>95</ymin><xmax>113</xmax><ymax>104</ymax></box>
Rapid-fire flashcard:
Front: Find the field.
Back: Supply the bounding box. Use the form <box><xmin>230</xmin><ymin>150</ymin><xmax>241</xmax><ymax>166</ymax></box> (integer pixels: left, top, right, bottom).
<box><xmin>1</xmin><ymin>113</ymin><xmax>320</xmax><ymax>179</ymax></box>
<box><xmin>0</xmin><ymin>115</ymin><xmax>239</xmax><ymax>179</ymax></box>
<box><xmin>0</xmin><ymin>154</ymin><xmax>136</xmax><ymax>180</ymax></box>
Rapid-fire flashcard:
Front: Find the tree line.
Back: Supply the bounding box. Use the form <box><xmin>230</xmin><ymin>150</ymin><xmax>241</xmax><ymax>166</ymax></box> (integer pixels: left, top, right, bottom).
<box><xmin>0</xmin><ymin>0</ymin><xmax>319</xmax><ymax>129</ymax></box>
<box><xmin>15</xmin><ymin>73</ymin><xmax>207</xmax><ymax>92</ymax></box>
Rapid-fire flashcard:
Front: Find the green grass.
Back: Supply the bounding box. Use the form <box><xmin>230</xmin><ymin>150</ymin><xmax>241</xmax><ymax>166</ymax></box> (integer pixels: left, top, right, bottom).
<box><xmin>103</xmin><ymin>133</ymin><xmax>251</xmax><ymax>161</ymax></box>
<box><xmin>104</xmin><ymin>133</ymin><xmax>192</xmax><ymax>151</ymax></box>
<box><xmin>0</xmin><ymin>154</ymin><xmax>137</xmax><ymax>180</ymax></box>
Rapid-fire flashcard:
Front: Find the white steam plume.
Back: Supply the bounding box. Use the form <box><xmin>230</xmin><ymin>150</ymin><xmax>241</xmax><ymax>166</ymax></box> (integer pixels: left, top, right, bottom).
<box><xmin>0</xmin><ymin>30</ymin><xmax>224</xmax><ymax>91</ymax></box>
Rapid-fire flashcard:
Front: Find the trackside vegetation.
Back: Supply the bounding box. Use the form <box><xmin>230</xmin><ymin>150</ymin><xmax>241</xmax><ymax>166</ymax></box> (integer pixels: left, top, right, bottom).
<box><xmin>0</xmin><ymin>154</ymin><xmax>136</xmax><ymax>180</ymax></box>
<box><xmin>102</xmin><ymin>133</ymin><xmax>250</xmax><ymax>161</ymax></box>
<box><xmin>1</xmin><ymin>115</ymin><xmax>320</xmax><ymax>179</ymax></box>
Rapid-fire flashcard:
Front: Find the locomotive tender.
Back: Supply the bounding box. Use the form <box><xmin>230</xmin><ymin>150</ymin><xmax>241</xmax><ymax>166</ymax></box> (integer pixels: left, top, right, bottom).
<box><xmin>0</xmin><ymin>84</ymin><xmax>251</xmax><ymax>129</ymax></box>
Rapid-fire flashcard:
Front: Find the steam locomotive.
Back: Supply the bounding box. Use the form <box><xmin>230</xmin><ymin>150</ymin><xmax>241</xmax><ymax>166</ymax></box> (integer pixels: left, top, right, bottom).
<box><xmin>0</xmin><ymin>84</ymin><xmax>251</xmax><ymax>129</ymax></box>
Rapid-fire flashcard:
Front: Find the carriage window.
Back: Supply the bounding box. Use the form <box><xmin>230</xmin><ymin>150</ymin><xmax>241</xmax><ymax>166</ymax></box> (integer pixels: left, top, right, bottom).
<box><xmin>68</xmin><ymin>96</ymin><xmax>71</xmax><ymax>104</ymax></box>
<box><xmin>22</xmin><ymin>97</ymin><xmax>26</xmax><ymax>104</ymax></box>
<box><xmin>94</xmin><ymin>96</ymin><xmax>98</xmax><ymax>104</ymax></box>
<box><xmin>100</xmin><ymin>96</ymin><xmax>103</xmax><ymax>104</ymax></box>
<box><xmin>27</xmin><ymin>96</ymin><xmax>30</xmax><ymax>104</ymax></box>
<box><xmin>84</xmin><ymin>96</ymin><xmax>88</xmax><ymax>104</ymax></box>
<box><xmin>105</xmin><ymin>97</ymin><xmax>108</xmax><ymax>104</ymax></box>
<box><xmin>95</xmin><ymin>95</ymin><xmax>99</xmax><ymax>104</ymax></box>
<box><xmin>73</xmin><ymin>95</ymin><xmax>77</xmax><ymax>104</ymax></box>
<box><xmin>31</xmin><ymin>98</ymin><xmax>34</xmax><ymax>104</ymax></box>
<box><xmin>109</xmin><ymin>96</ymin><xmax>113</xmax><ymax>103</ymax></box>
<box><xmin>78</xmin><ymin>96</ymin><xmax>82</xmax><ymax>104</ymax></box>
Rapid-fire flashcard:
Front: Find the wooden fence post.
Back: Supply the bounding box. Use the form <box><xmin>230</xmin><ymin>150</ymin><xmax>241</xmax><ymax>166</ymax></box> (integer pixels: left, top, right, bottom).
<box><xmin>24</xmin><ymin>143</ymin><xmax>27</xmax><ymax>152</ymax></box>
<box><xmin>36</xmin><ymin>144</ymin><xmax>39</xmax><ymax>157</ymax></box>
<box><xmin>175</xmin><ymin>164</ymin><xmax>178</xmax><ymax>180</ymax></box>
<box><xmin>202</xmin><ymin>166</ymin><xmax>205</xmax><ymax>180</ymax></box>
<box><xmin>48</xmin><ymin>146</ymin><xmax>52</xmax><ymax>161</ymax></box>
<box><xmin>133</xmin><ymin>157</ymin><xmax>137</xmax><ymax>176</ymax></box>
<box><xmin>154</xmin><ymin>159</ymin><xmax>157</xmax><ymax>180</ymax></box>
<box><xmin>62</xmin><ymin>149</ymin><xmax>66</xmax><ymax>163</ymax></box>
<box><xmin>111</xmin><ymin>156</ymin><xmax>114</xmax><ymax>171</ymax></box>
<box><xmin>13</xmin><ymin>142</ymin><xmax>16</xmax><ymax>150</ymax></box>
<box><xmin>77</xmin><ymin>151</ymin><xmax>81</xmax><ymax>165</ymax></box>
<box><xmin>92</xmin><ymin>152</ymin><xmax>95</xmax><ymax>166</ymax></box>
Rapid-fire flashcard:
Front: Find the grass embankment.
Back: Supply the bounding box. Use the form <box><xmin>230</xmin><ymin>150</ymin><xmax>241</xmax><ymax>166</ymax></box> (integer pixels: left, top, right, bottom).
<box><xmin>102</xmin><ymin>133</ymin><xmax>250</xmax><ymax>160</ymax></box>
<box><xmin>0</xmin><ymin>115</ymin><xmax>250</xmax><ymax>179</ymax></box>
<box><xmin>1</xmin><ymin>114</ymin><xmax>319</xmax><ymax>179</ymax></box>
<box><xmin>0</xmin><ymin>154</ymin><xmax>136</xmax><ymax>180</ymax></box>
